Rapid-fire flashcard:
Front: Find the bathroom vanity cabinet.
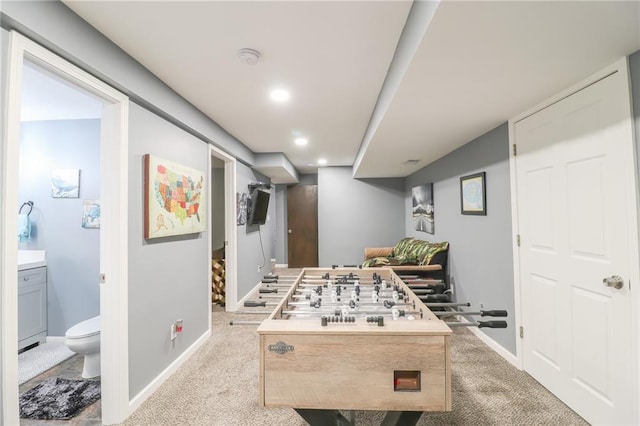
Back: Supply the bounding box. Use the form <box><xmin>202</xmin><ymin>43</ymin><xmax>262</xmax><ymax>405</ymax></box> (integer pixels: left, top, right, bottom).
<box><xmin>18</xmin><ymin>266</ymin><xmax>47</xmax><ymax>351</ymax></box>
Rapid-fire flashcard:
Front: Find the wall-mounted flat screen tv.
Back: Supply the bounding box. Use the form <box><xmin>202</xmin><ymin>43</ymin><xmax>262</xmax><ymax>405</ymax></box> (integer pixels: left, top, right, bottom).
<box><xmin>248</xmin><ymin>188</ymin><xmax>270</xmax><ymax>226</ymax></box>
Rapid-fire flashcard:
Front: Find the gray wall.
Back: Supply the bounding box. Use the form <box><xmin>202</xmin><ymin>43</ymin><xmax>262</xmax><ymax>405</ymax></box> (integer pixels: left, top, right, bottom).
<box><xmin>236</xmin><ymin>165</ymin><xmax>275</xmax><ymax>296</ymax></box>
<box><xmin>274</xmin><ymin>185</ymin><xmax>287</xmax><ymax>264</ymax></box>
<box><xmin>19</xmin><ymin>119</ymin><xmax>101</xmax><ymax>335</ymax></box>
<box><xmin>318</xmin><ymin>167</ymin><xmax>405</xmax><ymax>266</ymax></box>
<box><xmin>128</xmin><ymin>104</ymin><xmax>209</xmax><ymax>399</ymax></box>
<box><xmin>406</xmin><ymin>124</ymin><xmax>516</xmax><ymax>355</ymax></box>
<box><xmin>211</xmin><ymin>164</ymin><xmax>225</xmax><ymax>251</ymax></box>
<box><xmin>630</xmin><ymin>51</ymin><xmax>640</xmax><ymax>196</ymax></box>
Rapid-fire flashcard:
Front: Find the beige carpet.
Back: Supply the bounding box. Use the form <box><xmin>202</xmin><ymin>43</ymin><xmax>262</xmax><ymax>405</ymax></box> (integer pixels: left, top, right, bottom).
<box><xmin>120</xmin><ymin>271</ymin><xmax>588</xmax><ymax>426</ymax></box>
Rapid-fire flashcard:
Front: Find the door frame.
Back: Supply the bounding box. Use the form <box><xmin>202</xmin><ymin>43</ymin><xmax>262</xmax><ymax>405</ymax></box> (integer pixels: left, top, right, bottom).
<box><xmin>508</xmin><ymin>57</ymin><xmax>640</xmax><ymax>419</ymax></box>
<box><xmin>208</xmin><ymin>145</ymin><xmax>238</xmax><ymax>313</ymax></box>
<box><xmin>1</xmin><ymin>31</ymin><xmax>130</xmax><ymax>424</ymax></box>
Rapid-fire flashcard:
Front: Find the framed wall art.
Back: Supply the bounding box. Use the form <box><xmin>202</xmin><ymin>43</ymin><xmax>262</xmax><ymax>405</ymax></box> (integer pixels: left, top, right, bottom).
<box><xmin>460</xmin><ymin>172</ymin><xmax>486</xmax><ymax>215</ymax></box>
<box><xmin>236</xmin><ymin>192</ymin><xmax>248</xmax><ymax>226</ymax></box>
<box><xmin>144</xmin><ymin>154</ymin><xmax>206</xmax><ymax>239</ymax></box>
<box><xmin>82</xmin><ymin>199</ymin><xmax>101</xmax><ymax>229</ymax></box>
<box><xmin>412</xmin><ymin>183</ymin><xmax>434</xmax><ymax>234</ymax></box>
<box><xmin>51</xmin><ymin>169</ymin><xmax>80</xmax><ymax>198</ymax></box>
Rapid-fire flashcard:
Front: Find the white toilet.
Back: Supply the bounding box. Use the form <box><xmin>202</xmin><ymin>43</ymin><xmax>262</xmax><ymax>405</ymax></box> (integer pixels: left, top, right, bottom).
<box><xmin>65</xmin><ymin>315</ymin><xmax>101</xmax><ymax>378</ymax></box>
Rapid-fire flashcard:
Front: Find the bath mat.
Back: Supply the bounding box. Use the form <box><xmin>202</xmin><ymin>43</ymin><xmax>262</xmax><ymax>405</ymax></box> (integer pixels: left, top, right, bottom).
<box><xmin>18</xmin><ymin>341</ymin><xmax>75</xmax><ymax>385</ymax></box>
<box><xmin>19</xmin><ymin>377</ymin><xmax>100</xmax><ymax>420</ymax></box>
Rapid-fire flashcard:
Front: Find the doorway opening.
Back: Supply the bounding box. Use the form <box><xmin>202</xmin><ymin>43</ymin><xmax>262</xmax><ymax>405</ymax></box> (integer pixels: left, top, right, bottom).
<box><xmin>2</xmin><ymin>32</ymin><xmax>130</xmax><ymax>425</ymax></box>
<box><xmin>208</xmin><ymin>145</ymin><xmax>237</xmax><ymax>317</ymax></box>
<box><xmin>16</xmin><ymin>57</ymin><xmax>103</xmax><ymax>421</ymax></box>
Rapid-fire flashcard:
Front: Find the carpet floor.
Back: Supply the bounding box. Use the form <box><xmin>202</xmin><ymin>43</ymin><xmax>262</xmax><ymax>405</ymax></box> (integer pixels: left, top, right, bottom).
<box><xmin>119</xmin><ymin>305</ymin><xmax>588</xmax><ymax>425</ymax></box>
<box><xmin>18</xmin><ymin>341</ymin><xmax>75</xmax><ymax>385</ymax></box>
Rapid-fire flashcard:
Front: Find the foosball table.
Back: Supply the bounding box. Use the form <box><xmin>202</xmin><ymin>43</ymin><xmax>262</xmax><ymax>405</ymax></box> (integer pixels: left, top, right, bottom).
<box><xmin>257</xmin><ymin>267</ymin><xmax>453</xmax><ymax>426</ymax></box>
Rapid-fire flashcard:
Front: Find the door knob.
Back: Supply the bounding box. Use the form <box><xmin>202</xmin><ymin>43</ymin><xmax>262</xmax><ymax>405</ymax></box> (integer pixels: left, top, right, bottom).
<box><xmin>288</xmin><ymin>229</ymin><xmax>292</xmax><ymax>234</ymax></box>
<box><xmin>602</xmin><ymin>275</ymin><xmax>624</xmax><ymax>290</ymax></box>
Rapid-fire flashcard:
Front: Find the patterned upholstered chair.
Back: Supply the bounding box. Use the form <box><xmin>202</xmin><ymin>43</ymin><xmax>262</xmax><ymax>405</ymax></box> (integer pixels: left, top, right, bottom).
<box><xmin>362</xmin><ymin>237</ymin><xmax>449</xmax><ymax>283</ymax></box>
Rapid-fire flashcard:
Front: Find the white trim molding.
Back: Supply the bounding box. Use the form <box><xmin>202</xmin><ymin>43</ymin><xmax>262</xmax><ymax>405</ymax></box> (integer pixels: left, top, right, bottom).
<box><xmin>456</xmin><ymin>316</ymin><xmax>519</xmax><ymax>368</ymax></box>
<box><xmin>1</xmin><ymin>31</ymin><xmax>130</xmax><ymax>425</ymax></box>
<box><xmin>207</xmin><ymin>144</ymin><xmax>238</xmax><ymax>312</ymax></box>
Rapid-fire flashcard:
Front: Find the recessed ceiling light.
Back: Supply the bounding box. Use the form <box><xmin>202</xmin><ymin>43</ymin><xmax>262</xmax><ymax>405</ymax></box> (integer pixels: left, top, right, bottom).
<box><xmin>270</xmin><ymin>89</ymin><xmax>290</xmax><ymax>103</ymax></box>
<box><xmin>317</xmin><ymin>158</ymin><xmax>327</xmax><ymax>165</ymax></box>
<box><xmin>294</xmin><ymin>137</ymin><xmax>308</xmax><ymax>146</ymax></box>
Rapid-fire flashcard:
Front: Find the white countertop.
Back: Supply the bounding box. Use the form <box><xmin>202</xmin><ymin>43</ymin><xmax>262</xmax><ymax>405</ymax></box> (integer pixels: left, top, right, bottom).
<box><xmin>18</xmin><ymin>250</ymin><xmax>46</xmax><ymax>271</ymax></box>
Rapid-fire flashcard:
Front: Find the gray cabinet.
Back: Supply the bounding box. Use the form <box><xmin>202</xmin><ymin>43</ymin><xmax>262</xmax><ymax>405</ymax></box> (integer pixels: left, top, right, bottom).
<box><xmin>18</xmin><ymin>266</ymin><xmax>47</xmax><ymax>351</ymax></box>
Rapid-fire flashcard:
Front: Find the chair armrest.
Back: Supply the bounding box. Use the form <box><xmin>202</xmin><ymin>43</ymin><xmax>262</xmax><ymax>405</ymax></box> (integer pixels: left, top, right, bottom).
<box><xmin>364</xmin><ymin>247</ymin><xmax>394</xmax><ymax>260</ymax></box>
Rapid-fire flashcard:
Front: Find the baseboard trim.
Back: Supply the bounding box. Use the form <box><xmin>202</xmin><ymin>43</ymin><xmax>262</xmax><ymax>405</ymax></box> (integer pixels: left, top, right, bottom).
<box><xmin>457</xmin><ymin>316</ymin><xmax>519</xmax><ymax>368</ymax></box>
<box><xmin>45</xmin><ymin>336</ymin><xmax>65</xmax><ymax>344</ymax></box>
<box><xmin>128</xmin><ymin>330</ymin><xmax>210</xmax><ymax>414</ymax></box>
<box><xmin>275</xmin><ymin>263</ymin><xmax>288</xmax><ymax>268</ymax></box>
<box><xmin>233</xmin><ymin>280</ymin><xmax>264</xmax><ymax>312</ymax></box>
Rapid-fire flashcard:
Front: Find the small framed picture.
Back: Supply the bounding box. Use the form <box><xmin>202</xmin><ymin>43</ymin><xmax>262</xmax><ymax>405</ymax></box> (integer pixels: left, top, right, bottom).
<box><xmin>460</xmin><ymin>172</ymin><xmax>486</xmax><ymax>215</ymax></box>
<box><xmin>82</xmin><ymin>200</ymin><xmax>101</xmax><ymax>229</ymax></box>
<box><xmin>51</xmin><ymin>169</ymin><xmax>80</xmax><ymax>198</ymax></box>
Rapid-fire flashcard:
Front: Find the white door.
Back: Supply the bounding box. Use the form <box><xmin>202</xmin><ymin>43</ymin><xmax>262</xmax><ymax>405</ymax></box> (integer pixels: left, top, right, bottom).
<box><xmin>2</xmin><ymin>32</ymin><xmax>130</xmax><ymax>424</ymax></box>
<box><xmin>514</xmin><ymin>64</ymin><xmax>637</xmax><ymax>425</ymax></box>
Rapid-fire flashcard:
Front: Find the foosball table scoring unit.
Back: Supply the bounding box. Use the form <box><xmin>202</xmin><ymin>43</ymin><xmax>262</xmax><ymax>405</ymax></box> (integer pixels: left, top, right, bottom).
<box><xmin>257</xmin><ymin>267</ymin><xmax>453</xmax><ymax>426</ymax></box>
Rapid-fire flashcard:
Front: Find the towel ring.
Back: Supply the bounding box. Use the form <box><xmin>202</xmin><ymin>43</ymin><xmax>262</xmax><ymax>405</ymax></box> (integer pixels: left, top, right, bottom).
<box><xmin>19</xmin><ymin>201</ymin><xmax>33</xmax><ymax>216</ymax></box>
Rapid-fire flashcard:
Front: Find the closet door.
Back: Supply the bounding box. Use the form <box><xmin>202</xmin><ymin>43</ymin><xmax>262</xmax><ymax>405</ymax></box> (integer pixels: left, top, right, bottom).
<box><xmin>514</xmin><ymin>67</ymin><xmax>637</xmax><ymax>425</ymax></box>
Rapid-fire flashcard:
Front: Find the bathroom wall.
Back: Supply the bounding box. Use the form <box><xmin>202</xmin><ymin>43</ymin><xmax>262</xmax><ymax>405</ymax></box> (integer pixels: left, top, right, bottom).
<box><xmin>19</xmin><ymin>118</ymin><xmax>101</xmax><ymax>336</ymax></box>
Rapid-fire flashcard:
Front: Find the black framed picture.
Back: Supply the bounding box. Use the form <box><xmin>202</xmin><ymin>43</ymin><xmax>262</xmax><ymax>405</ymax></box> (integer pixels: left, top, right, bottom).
<box><xmin>460</xmin><ymin>172</ymin><xmax>486</xmax><ymax>215</ymax></box>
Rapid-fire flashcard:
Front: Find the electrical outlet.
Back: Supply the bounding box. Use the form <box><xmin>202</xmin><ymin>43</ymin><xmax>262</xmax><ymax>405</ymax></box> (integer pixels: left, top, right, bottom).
<box><xmin>170</xmin><ymin>323</ymin><xmax>177</xmax><ymax>341</ymax></box>
<box><xmin>480</xmin><ymin>302</ymin><xmax>484</xmax><ymax>309</ymax></box>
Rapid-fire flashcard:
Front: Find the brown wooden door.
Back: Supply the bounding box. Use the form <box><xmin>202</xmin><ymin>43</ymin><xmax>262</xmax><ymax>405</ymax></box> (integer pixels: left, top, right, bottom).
<box><xmin>287</xmin><ymin>185</ymin><xmax>318</xmax><ymax>267</ymax></box>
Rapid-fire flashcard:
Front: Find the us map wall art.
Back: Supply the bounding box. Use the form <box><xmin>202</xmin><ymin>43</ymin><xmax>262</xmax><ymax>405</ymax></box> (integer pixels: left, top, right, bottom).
<box><xmin>144</xmin><ymin>154</ymin><xmax>206</xmax><ymax>239</ymax></box>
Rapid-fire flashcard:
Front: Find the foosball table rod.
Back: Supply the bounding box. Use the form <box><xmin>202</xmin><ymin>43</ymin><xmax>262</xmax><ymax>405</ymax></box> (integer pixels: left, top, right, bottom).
<box><xmin>229</xmin><ymin>320</ymin><xmax>262</xmax><ymax>326</ymax></box>
<box><xmin>244</xmin><ymin>300</ymin><xmax>279</xmax><ymax>307</ymax></box>
<box><xmin>281</xmin><ymin>309</ymin><xmax>423</xmax><ymax>317</ymax></box>
<box><xmin>425</xmin><ymin>302</ymin><xmax>471</xmax><ymax>308</ymax></box>
<box><xmin>447</xmin><ymin>320</ymin><xmax>508</xmax><ymax>328</ymax></box>
<box><xmin>435</xmin><ymin>310</ymin><xmax>508</xmax><ymax>317</ymax></box>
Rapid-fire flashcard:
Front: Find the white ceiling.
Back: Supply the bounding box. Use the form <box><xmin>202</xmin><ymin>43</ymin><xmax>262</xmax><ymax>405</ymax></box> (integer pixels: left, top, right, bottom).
<box><xmin>61</xmin><ymin>0</ymin><xmax>640</xmax><ymax>180</ymax></box>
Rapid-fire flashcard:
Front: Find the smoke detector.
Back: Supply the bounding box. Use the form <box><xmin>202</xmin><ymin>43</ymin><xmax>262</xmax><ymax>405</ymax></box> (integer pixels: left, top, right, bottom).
<box><xmin>238</xmin><ymin>48</ymin><xmax>261</xmax><ymax>65</ymax></box>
